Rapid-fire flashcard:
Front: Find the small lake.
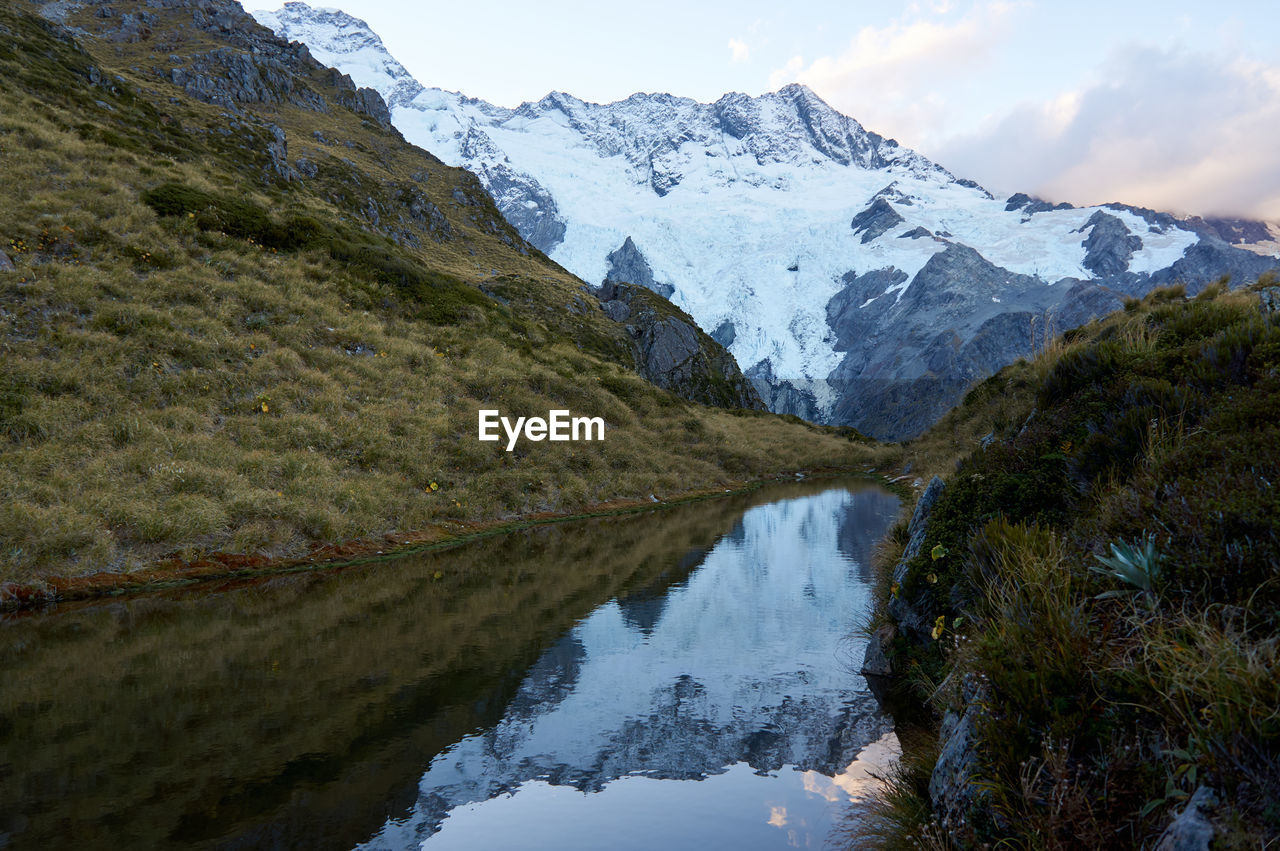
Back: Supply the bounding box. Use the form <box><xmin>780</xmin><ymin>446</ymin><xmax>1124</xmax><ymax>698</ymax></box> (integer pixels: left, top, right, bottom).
<box><xmin>0</xmin><ymin>479</ymin><xmax>900</xmax><ymax>850</ymax></box>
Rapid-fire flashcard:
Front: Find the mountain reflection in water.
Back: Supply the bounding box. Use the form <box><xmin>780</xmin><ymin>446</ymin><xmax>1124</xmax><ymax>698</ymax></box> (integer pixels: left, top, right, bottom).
<box><xmin>0</xmin><ymin>479</ymin><xmax>898</xmax><ymax>850</ymax></box>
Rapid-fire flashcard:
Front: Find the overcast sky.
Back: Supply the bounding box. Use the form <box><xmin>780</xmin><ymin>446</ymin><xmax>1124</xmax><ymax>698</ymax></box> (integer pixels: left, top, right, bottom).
<box><xmin>284</xmin><ymin>0</ymin><xmax>1280</xmax><ymax>219</ymax></box>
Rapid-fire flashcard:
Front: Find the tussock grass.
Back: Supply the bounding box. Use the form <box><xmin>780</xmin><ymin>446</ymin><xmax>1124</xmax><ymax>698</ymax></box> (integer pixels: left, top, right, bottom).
<box><xmin>0</xmin><ymin>1</ymin><xmax>889</xmax><ymax>582</ymax></box>
<box><xmin>875</xmin><ymin>277</ymin><xmax>1280</xmax><ymax>847</ymax></box>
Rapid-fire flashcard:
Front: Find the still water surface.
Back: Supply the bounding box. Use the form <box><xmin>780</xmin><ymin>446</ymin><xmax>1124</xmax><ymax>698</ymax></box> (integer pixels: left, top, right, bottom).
<box><xmin>0</xmin><ymin>479</ymin><xmax>899</xmax><ymax>849</ymax></box>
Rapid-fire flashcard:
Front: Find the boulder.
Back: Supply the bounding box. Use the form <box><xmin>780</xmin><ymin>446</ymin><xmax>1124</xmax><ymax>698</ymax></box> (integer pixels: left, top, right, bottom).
<box><xmin>1155</xmin><ymin>786</ymin><xmax>1218</xmax><ymax>851</ymax></box>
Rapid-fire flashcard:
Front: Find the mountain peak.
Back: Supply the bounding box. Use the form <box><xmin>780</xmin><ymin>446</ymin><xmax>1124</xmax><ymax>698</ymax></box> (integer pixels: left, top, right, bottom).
<box><xmin>251</xmin><ymin>2</ymin><xmax>423</xmax><ymax>108</ymax></box>
<box><xmin>775</xmin><ymin>81</ymin><xmax>819</xmax><ymax>99</ymax></box>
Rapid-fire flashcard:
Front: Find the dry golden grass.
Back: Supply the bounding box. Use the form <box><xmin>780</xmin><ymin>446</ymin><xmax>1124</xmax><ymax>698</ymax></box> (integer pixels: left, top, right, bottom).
<box><xmin>0</xmin><ymin>5</ymin><xmax>891</xmax><ymax>582</ymax></box>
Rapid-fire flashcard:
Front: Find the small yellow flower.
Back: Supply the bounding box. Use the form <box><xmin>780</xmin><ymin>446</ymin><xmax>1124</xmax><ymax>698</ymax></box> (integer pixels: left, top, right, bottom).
<box><xmin>926</xmin><ymin>572</ymin><xmax>938</xmax><ymax>584</ymax></box>
<box><xmin>429</xmin><ymin>481</ymin><xmax>438</xmax><ymax>491</ymax></box>
<box><xmin>931</xmin><ymin>544</ymin><xmax>948</xmax><ymax>561</ymax></box>
<box><xmin>890</xmin><ymin>582</ymin><xmax>900</xmax><ymax>599</ymax></box>
<box><xmin>931</xmin><ymin>614</ymin><xmax>946</xmax><ymax>641</ymax></box>
<box><xmin>260</xmin><ymin>402</ymin><xmax>268</xmax><ymax>412</ymax></box>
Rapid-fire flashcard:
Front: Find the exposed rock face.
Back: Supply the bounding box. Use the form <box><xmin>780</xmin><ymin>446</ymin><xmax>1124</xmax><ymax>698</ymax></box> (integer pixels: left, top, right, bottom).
<box><xmin>604</xmin><ymin>236</ymin><xmax>674</xmax><ymax>298</ymax></box>
<box><xmin>860</xmin><ymin>623</ymin><xmax>896</xmax><ymax>677</ymax></box>
<box><xmin>745</xmin><ymin>358</ymin><xmax>822</xmax><ymax>421</ymax></box>
<box><xmin>158</xmin><ymin>0</ymin><xmax>392</xmax><ymax>130</ymax></box>
<box><xmin>711</xmin><ymin>320</ymin><xmax>735</xmax><ymax>347</ymax></box>
<box><xmin>825</xmin><ymin>245</ymin><xmax>1125</xmax><ymax>440</ymax></box>
<box><xmin>1079</xmin><ymin>211</ymin><xmax>1142</xmax><ymax>278</ymax></box>
<box><xmin>1006</xmin><ymin>192</ymin><xmax>1074</xmax><ymax>216</ymax></box>
<box><xmin>850</xmin><ymin>198</ymin><xmax>905</xmax><ymax>243</ymax></box>
<box><xmin>1184</xmin><ymin>216</ymin><xmax>1274</xmax><ymax>245</ymax></box>
<box><xmin>886</xmin><ymin>475</ymin><xmax>945</xmax><ymax>644</ymax></box>
<box><xmin>599</xmin><ymin>281</ymin><xmax>764</xmax><ymax>410</ymax></box>
<box><xmin>0</xmin><ymin>250</ymin><xmax>14</xmax><ymax>272</ymax></box>
<box><xmin>929</xmin><ymin>673</ymin><xmax>993</xmax><ymax>844</ymax></box>
<box><xmin>457</xmin><ymin>127</ymin><xmax>566</xmax><ymax>254</ymax></box>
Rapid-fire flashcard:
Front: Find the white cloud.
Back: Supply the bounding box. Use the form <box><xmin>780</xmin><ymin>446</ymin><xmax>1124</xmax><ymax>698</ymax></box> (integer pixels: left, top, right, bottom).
<box><xmin>727</xmin><ymin>38</ymin><xmax>750</xmax><ymax>63</ymax></box>
<box><xmin>934</xmin><ymin>46</ymin><xmax>1280</xmax><ymax>219</ymax></box>
<box><xmin>767</xmin><ymin>2</ymin><xmax>1022</xmax><ymax>146</ymax></box>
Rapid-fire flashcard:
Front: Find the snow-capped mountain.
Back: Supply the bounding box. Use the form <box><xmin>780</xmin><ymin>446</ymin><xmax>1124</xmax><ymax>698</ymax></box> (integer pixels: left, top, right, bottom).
<box><xmin>253</xmin><ymin>2</ymin><xmax>1280</xmax><ymax>439</ymax></box>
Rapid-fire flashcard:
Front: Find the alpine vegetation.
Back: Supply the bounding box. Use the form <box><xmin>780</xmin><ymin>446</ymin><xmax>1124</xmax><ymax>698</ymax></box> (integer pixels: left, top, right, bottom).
<box><xmin>0</xmin><ymin>0</ymin><xmax>880</xmax><ymax>587</ymax></box>
<box><xmin>860</xmin><ymin>278</ymin><xmax>1280</xmax><ymax>848</ymax></box>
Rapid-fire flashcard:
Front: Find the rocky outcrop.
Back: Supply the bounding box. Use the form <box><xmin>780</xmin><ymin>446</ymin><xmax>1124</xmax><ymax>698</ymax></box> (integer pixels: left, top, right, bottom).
<box><xmin>458</xmin><ymin>126</ymin><xmax>567</xmax><ymax>253</ymax></box>
<box><xmin>824</xmin><ymin>236</ymin><xmax>1278</xmax><ymax>440</ymax></box>
<box><xmin>1005</xmin><ymin>192</ymin><xmax>1073</xmax><ymax>216</ymax></box>
<box><xmin>1155</xmin><ymin>786</ymin><xmax>1218</xmax><ymax>851</ymax></box>
<box><xmin>604</xmin><ymin>236</ymin><xmax>674</xmax><ymax>298</ymax></box>
<box><xmin>0</xmin><ymin>250</ymin><xmax>14</xmax><ymax>272</ymax></box>
<box><xmin>1079</xmin><ymin>211</ymin><xmax>1142</xmax><ymax>278</ymax></box>
<box><xmin>850</xmin><ymin>197</ymin><xmax>905</xmax><ymax>243</ymax></box>
<box><xmin>861</xmin><ymin>476</ymin><xmax>946</xmax><ymax>677</ymax></box>
<box><xmin>599</xmin><ymin>281</ymin><xmax>764</xmax><ymax>410</ymax></box>
<box><xmin>886</xmin><ymin>476</ymin><xmax>945</xmax><ymax>643</ymax></box>
<box><xmin>745</xmin><ymin>359</ymin><xmax>823</xmax><ymax>421</ymax></box>
<box><xmin>139</xmin><ymin>0</ymin><xmax>395</xmax><ymax>130</ymax></box>
<box><xmin>711</xmin><ymin>320</ymin><xmax>735</xmax><ymax>347</ymax></box>
<box><xmin>929</xmin><ymin>673</ymin><xmax>993</xmax><ymax>843</ymax></box>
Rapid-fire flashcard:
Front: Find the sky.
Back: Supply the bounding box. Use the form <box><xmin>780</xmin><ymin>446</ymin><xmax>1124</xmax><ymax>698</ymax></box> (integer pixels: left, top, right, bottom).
<box><xmin>277</xmin><ymin>0</ymin><xmax>1280</xmax><ymax>220</ymax></box>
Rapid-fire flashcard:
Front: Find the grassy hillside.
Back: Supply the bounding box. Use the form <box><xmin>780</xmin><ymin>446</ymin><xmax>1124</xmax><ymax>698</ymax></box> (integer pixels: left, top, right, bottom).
<box><xmin>0</xmin><ymin>2</ymin><xmax>883</xmax><ymax>586</ymax></box>
<box><xmin>866</xmin><ymin>278</ymin><xmax>1280</xmax><ymax>848</ymax></box>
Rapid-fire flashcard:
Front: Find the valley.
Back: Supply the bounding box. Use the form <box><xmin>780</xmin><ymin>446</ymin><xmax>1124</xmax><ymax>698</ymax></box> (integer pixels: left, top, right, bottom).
<box><xmin>0</xmin><ymin>0</ymin><xmax>1277</xmax><ymax>849</ymax></box>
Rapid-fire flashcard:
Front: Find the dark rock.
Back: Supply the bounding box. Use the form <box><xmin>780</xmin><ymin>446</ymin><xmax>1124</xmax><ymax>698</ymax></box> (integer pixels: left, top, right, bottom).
<box><xmin>872</xmin><ymin>181</ymin><xmax>915</xmax><ymax>206</ymax></box>
<box><xmin>711</xmin><ymin>320</ymin><xmax>735</xmax><ymax>348</ymax></box>
<box><xmin>887</xmin><ymin>476</ymin><xmax>945</xmax><ymax>644</ymax></box>
<box><xmin>860</xmin><ymin>621</ymin><xmax>901</xmax><ymax>675</ymax></box>
<box><xmin>1181</xmin><ymin>215</ymin><xmax>1273</xmax><ymax>245</ymax></box>
<box><xmin>1146</xmin><ymin>239</ymin><xmax>1280</xmax><ymax>295</ymax></box>
<box><xmin>1260</xmin><ymin>287</ymin><xmax>1280</xmax><ymax>314</ymax></box>
<box><xmin>460</xmin><ymin>126</ymin><xmax>567</xmax><ymax>253</ymax></box>
<box><xmin>850</xmin><ymin>197</ymin><xmax>904</xmax><ymax>243</ymax></box>
<box><xmin>604</xmin><ymin>237</ymin><xmax>674</xmax><ymax>298</ymax></box>
<box><xmin>744</xmin><ymin>359</ymin><xmax>823</xmax><ymax>422</ymax></box>
<box><xmin>860</xmin><ymin>623</ymin><xmax>897</xmax><ymax>677</ymax></box>
<box><xmin>825</xmin><ymin>244</ymin><xmax>1102</xmax><ymax>440</ymax></box>
<box><xmin>1005</xmin><ymin>192</ymin><xmax>1073</xmax><ymax>215</ymax></box>
<box><xmin>1078</xmin><ymin>211</ymin><xmax>1142</xmax><ymax>278</ymax></box>
<box><xmin>0</xmin><ymin>250</ymin><xmax>14</xmax><ymax>272</ymax></box>
<box><xmin>954</xmin><ymin>178</ymin><xmax>993</xmax><ymax>198</ymax></box>
<box><xmin>929</xmin><ymin>673</ymin><xmax>992</xmax><ymax>843</ymax></box>
<box><xmin>1103</xmin><ymin>202</ymin><xmax>1179</xmax><ymax>234</ymax></box>
<box><xmin>600</xmin><ymin>300</ymin><xmax>630</xmax><ymax>322</ymax></box>
<box><xmin>899</xmin><ymin>226</ymin><xmax>932</xmax><ymax>239</ymax></box>
<box><xmin>648</xmin><ymin>155</ymin><xmax>682</xmax><ymax>197</ymax></box>
<box><xmin>294</xmin><ymin>157</ymin><xmax>317</xmax><ymax>178</ymax></box>
<box><xmin>903</xmin><ymin>476</ymin><xmax>944</xmax><ymax>563</ymax></box>
<box><xmin>105</xmin><ymin>11</ymin><xmax>155</xmax><ymax>43</ymax></box>
<box><xmin>264</xmin><ymin>123</ymin><xmax>294</xmax><ymax>180</ymax></box>
<box><xmin>598</xmin><ymin>281</ymin><xmax>764</xmax><ymax>410</ymax></box>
